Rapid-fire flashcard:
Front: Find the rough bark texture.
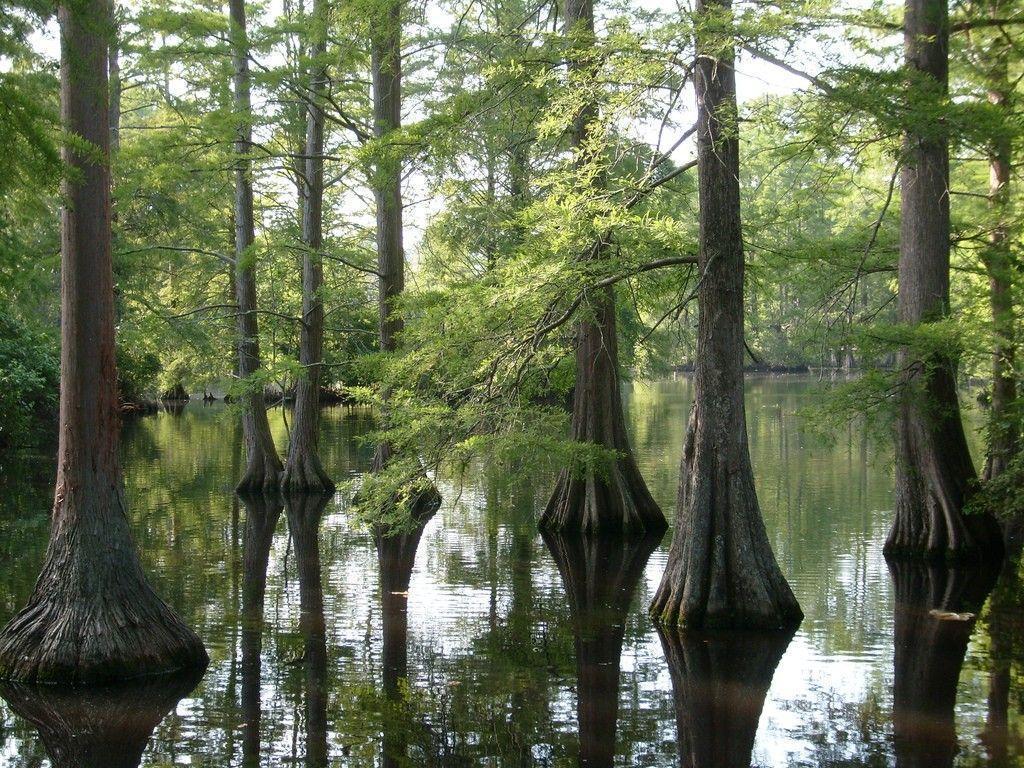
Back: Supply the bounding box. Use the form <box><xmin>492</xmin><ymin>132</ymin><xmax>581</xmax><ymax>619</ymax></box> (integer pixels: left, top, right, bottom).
<box><xmin>542</xmin><ymin>531</ymin><xmax>661</xmax><ymax>768</ymax></box>
<box><xmin>238</xmin><ymin>492</ymin><xmax>282</xmax><ymax>768</ymax></box>
<box><xmin>0</xmin><ymin>668</ymin><xmax>203</xmax><ymax>768</ymax></box>
<box><xmin>649</xmin><ymin>0</ymin><xmax>802</xmax><ymax>630</ymax></box>
<box><xmin>283</xmin><ymin>0</ymin><xmax>333</xmax><ymax>493</ymax></box>
<box><xmin>0</xmin><ymin>0</ymin><xmax>208</xmax><ymax>684</ymax></box>
<box><xmin>231</xmin><ymin>0</ymin><xmax>283</xmax><ymax>493</ymax></box>
<box><xmin>375</xmin><ymin>513</ymin><xmax>433</xmax><ymax>768</ymax></box>
<box><xmin>657</xmin><ymin>628</ymin><xmax>792</xmax><ymax>768</ymax></box>
<box><xmin>889</xmin><ymin>561</ymin><xmax>998</xmax><ymax>768</ymax></box>
<box><xmin>285</xmin><ymin>493</ymin><xmax>330</xmax><ymax>767</ymax></box>
<box><xmin>885</xmin><ymin>0</ymin><xmax>1003</xmax><ymax>561</ymax></box>
<box><xmin>540</xmin><ymin>0</ymin><xmax>666</xmax><ymax>536</ymax></box>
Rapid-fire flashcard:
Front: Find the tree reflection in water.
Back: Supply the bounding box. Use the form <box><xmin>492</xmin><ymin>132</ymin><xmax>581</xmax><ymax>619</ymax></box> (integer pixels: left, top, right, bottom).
<box><xmin>376</xmin><ymin>511</ymin><xmax>434</xmax><ymax>767</ymax></box>
<box><xmin>0</xmin><ymin>668</ymin><xmax>203</xmax><ymax>768</ymax></box>
<box><xmin>285</xmin><ymin>492</ymin><xmax>332</xmax><ymax>768</ymax></box>
<box><xmin>238</xmin><ymin>492</ymin><xmax>283</xmax><ymax>768</ymax></box>
<box><xmin>889</xmin><ymin>560</ymin><xmax>998</xmax><ymax>768</ymax></box>
<box><xmin>543</xmin><ymin>530</ymin><xmax>662</xmax><ymax>768</ymax></box>
<box><xmin>657</xmin><ymin>627</ymin><xmax>792</xmax><ymax>768</ymax></box>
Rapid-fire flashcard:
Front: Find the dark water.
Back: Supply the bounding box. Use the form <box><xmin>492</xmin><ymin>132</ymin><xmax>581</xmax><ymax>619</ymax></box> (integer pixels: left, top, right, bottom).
<box><xmin>0</xmin><ymin>376</ymin><xmax>1021</xmax><ymax>767</ymax></box>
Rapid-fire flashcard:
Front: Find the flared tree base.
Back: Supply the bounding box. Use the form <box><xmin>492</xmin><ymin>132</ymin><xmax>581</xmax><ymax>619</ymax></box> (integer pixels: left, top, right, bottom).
<box><xmin>884</xmin><ymin>490</ymin><xmax>1004</xmax><ymax>564</ymax></box>
<box><xmin>0</xmin><ymin>577</ymin><xmax>208</xmax><ymax>685</ymax></box>
<box><xmin>281</xmin><ymin>451</ymin><xmax>335</xmax><ymax>493</ymax></box>
<box><xmin>650</xmin><ymin>410</ymin><xmax>803</xmax><ymax>631</ymax></box>
<box><xmin>236</xmin><ymin>449</ymin><xmax>284</xmax><ymax>494</ymax></box>
<box><xmin>540</xmin><ymin>462</ymin><xmax>666</xmax><ymax>536</ymax></box>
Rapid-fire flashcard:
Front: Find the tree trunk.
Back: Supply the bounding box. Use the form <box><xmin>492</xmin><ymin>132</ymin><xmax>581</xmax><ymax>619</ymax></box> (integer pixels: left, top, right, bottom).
<box><xmin>885</xmin><ymin>0</ymin><xmax>1003</xmax><ymax>561</ymax></box>
<box><xmin>367</xmin><ymin>1</ymin><xmax>440</xmax><ymax>509</ymax></box>
<box><xmin>231</xmin><ymin>0</ymin><xmax>283</xmax><ymax>493</ymax></box>
<box><xmin>542</xmin><ymin>531</ymin><xmax>661</xmax><ymax>768</ymax></box>
<box><xmin>108</xmin><ymin>2</ymin><xmax>120</xmax><ymax>154</ymax></box>
<box><xmin>657</xmin><ymin>628</ymin><xmax>792</xmax><ymax>767</ymax></box>
<box><xmin>540</xmin><ymin>0</ymin><xmax>666</xmax><ymax>536</ymax></box>
<box><xmin>0</xmin><ymin>0</ymin><xmax>207</xmax><ymax>684</ymax></box>
<box><xmin>649</xmin><ymin>0</ymin><xmax>802</xmax><ymax>630</ymax></box>
<box><xmin>0</xmin><ymin>669</ymin><xmax>203</xmax><ymax>768</ymax></box>
<box><xmin>238</xmin><ymin>493</ymin><xmax>282</xmax><ymax>768</ymax></box>
<box><xmin>284</xmin><ymin>493</ymin><xmax>330</xmax><ymax>768</ymax></box>
<box><xmin>889</xmin><ymin>561</ymin><xmax>997</xmax><ymax>768</ymax></box>
<box><xmin>375</xmin><ymin>513</ymin><xmax>432</xmax><ymax>768</ymax></box>
<box><xmin>283</xmin><ymin>0</ymin><xmax>333</xmax><ymax>492</ymax></box>
<box><xmin>980</xmin><ymin>7</ymin><xmax>1018</xmax><ymax>495</ymax></box>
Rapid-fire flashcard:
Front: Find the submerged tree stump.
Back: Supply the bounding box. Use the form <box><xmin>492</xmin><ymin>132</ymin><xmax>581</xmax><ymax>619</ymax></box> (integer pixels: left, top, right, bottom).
<box><xmin>543</xmin><ymin>530</ymin><xmax>661</xmax><ymax>768</ymax></box>
<box><xmin>657</xmin><ymin>627</ymin><xmax>792</xmax><ymax>768</ymax></box>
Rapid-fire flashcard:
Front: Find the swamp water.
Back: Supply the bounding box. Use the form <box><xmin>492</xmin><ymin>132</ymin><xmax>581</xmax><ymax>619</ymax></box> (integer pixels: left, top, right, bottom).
<box><xmin>0</xmin><ymin>376</ymin><xmax>1020</xmax><ymax>767</ymax></box>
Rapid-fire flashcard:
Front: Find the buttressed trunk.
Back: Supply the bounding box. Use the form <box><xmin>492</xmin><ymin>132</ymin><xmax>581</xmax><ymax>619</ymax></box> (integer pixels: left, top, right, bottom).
<box><xmin>231</xmin><ymin>0</ymin><xmax>283</xmax><ymax>493</ymax></box>
<box><xmin>649</xmin><ymin>0</ymin><xmax>802</xmax><ymax>630</ymax></box>
<box><xmin>540</xmin><ymin>0</ymin><xmax>666</xmax><ymax>536</ymax></box>
<box><xmin>0</xmin><ymin>0</ymin><xmax>207</xmax><ymax>684</ymax></box>
<box><xmin>283</xmin><ymin>0</ymin><xmax>333</xmax><ymax>492</ymax></box>
<box><xmin>885</xmin><ymin>0</ymin><xmax>1003</xmax><ymax>561</ymax></box>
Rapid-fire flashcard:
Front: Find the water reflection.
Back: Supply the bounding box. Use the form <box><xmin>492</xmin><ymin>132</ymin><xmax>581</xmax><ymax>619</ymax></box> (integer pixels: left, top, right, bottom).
<box><xmin>543</xmin><ymin>531</ymin><xmax>661</xmax><ymax>768</ymax></box>
<box><xmin>239</xmin><ymin>492</ymin><xmax>283</xmax><ymax>767</ymax></box>
<box><xmin>889</xmin><ymin>560</ymin><xmax>998</xmax><ymax>768</ymax></box>
<box><xmin>657</xmin><ymin>628</ymin><xmax>792</xmax><ymax>768</ymax></box>
<box><xmin>0</xmin><ymin>668</ymin><xmax>202</xmax><ymax>768</ymax></box>
<box><xmin>376</xmin><ymin>512</ymin><xmax>433</xmax><ymax>767</ymax></box>
<box><xmin>284</xmin><ymin>492</ymin><xmax>331</xmax><ymax>768</ymax></box>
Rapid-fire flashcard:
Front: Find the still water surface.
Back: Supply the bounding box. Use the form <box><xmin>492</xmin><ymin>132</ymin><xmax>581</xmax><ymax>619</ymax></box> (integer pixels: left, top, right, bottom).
<box><xmin>0</xmin><ymin>376</ymin><xmax>1021</xmax><ymax>767</ymax></box>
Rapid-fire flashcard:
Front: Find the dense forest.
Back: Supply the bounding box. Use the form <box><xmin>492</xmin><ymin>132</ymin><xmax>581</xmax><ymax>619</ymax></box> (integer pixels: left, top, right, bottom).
<box><xmin>0</xmin><ymin>0</ymin><xmax>1022</xmax><ymax>690</ymax></box>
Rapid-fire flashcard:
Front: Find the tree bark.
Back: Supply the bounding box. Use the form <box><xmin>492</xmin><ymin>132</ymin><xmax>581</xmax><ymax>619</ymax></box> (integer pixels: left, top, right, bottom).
<box><xmin>231</xmin><ymin>0</ymin><xmax>283</xmax><ymax>493</ymax></box>
<box><xmin>0</xmin><ymin>0</ymin><xmax>207</xmax><ymax>684</ymax></box>
<box><xmin>0</xmin><ymin>669</ymin><xmax>203</xmax><ymax>768</ymax></box>
<box><xmin>889</xmin><ymin>561</ymin><xmax>997</xmax><ymax>768</ymax></box>
<box><xmin>284</xmin><ymin>493</ymin><xmax>330</xmax><ymax>768</ymax></box>
<box><xmin>649</xmin><ymin>0</ymin><xmax>802</xmax><ymax>630</ymax></box>
<box><xmin>657</xmin><ymin>627</ymin><xmax>792</xmax><ymax>768</ymax></box>
<box><xmin>283</xmin><ymin>0</ymin><xmax>333</xmax><ymax>492</ymax></box>
<box><xmin>367</xmin><ymin>1</ymin><xmax>440</xmax><ymax>510</ymax></box>
<box><xmin>885</xmin><ymin>0</ymin><xmax>1003</xmax><ymax>561</ymax></box>
<box><xmin>542</xmin><ymin>531</ymin><xmax>661</xmax><ymax>768</ymax></box>
<box><xmin>540</xmin><ymin>0</ymin><xmax>666</xmax><ymax>536</ymax></box>
<box><xmin>238</xmin><ymin>492</ymin><xmax>282</xmax><ymax>768</ymax></box>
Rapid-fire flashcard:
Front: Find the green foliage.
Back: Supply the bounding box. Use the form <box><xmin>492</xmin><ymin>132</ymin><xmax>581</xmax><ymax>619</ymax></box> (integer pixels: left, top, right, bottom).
<box><xmin>0</xmin><ymin>311</ymin><xmax>58</xmax><ymax>449</ymax></box>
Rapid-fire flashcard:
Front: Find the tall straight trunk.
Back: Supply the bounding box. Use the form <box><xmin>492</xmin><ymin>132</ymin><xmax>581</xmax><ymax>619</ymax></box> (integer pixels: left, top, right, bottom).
<box><xmin>284</xmin><ymin>493</ymin><xmax>330</xmax><ymax>767</ymax></box>
<box><xmin>885</xmin><ymin>0</ymin><xmax>1003</xmax><ymax>560</ymax></box>
<box><xmin>542</xmin><ymin>531</ymin><xmax>660</xmax><ymax>768</ymax></box>
<box><xmin>108</xmin><ymin>3</ymin><xmax>120</xmax><ymax>154</ymax></box>
<box><xmin>283</xmin><ymin>0</ymin><xmax>333</xmax><ymax>492</ymax></box>
<box><xmin>367</xmin><ymin>1</ymin><xmax>440</xmax><ymax>511</ymax></box>
<box><xmin>0</xmin><ymin>0</ymin><xmax>207</xmax><ymax>684</ymax></box>
<box><xmin>649</xmin><ymin>0</ymin><xmax>802</xmax><ymax>630</ymax></box>
<box><xmin>889</xmin><ymin>561</ymin><xmax>997</xmax><ymax>767</ymax></box>
<box><xmin>657</xmin><ymin>628</ymin><xmax>792</xmax><ymax>767</ymax></box>
<box><xmin>231</xmin><ymin>0</ymin><xmax>283</xmax><ymax>493</ymax></box>
<box><xmin>540</xmin><ymin>0</ymin><xmax>666</xmax><ymax>536</ymax></box>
